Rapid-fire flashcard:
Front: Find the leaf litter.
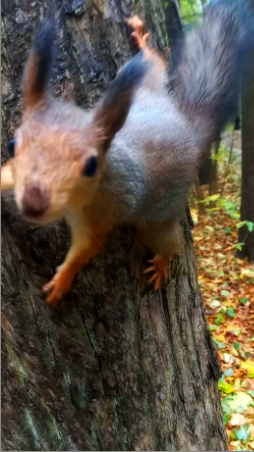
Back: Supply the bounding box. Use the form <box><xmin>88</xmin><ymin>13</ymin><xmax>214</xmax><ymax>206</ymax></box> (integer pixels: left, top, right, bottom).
<box><xmin>192</xmin><ymin>136</ymin><xmax>254</xmax><ymax>450</ymax></box>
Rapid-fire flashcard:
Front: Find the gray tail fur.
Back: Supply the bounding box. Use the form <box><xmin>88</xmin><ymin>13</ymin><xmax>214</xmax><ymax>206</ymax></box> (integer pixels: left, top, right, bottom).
<box><xmin>169</xmin><ymin>0</ymin><xmax>254</xmax><ymax>143</ymax></box>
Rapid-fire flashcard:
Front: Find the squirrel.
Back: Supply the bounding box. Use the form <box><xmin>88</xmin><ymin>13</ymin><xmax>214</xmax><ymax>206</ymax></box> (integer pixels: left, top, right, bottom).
<box><xmin>1</xmin><ymin>1</ymin><xmax>254</xmax><ymax>305</ymax></box>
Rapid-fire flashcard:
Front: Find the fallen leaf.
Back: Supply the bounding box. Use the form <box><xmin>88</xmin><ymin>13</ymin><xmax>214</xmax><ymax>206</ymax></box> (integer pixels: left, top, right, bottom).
<box><xmin>222</xmin><ymin>392</ymin><xmax>254</xmax><ymax>414</ymax></box>
<box><xmin>219</xmin><ymin>379</ymin><xmax>234</xmax><ymax>394</ymax></box>
<box><xmin>241</xmin><ymin>268</ymin><xmax>254</xmax><ymax>279</ymax></box>
<box><xmin>209</xmin><ymin>300</ymin><xmax>221</xmax><ymax>308</ymax></box>
<box><xmin>235</xmin><ymin>423</ymin><xmax>250</xmax><ymax>442</ymax></box>
<box><xmin>241</xmin><ymin>361</ymin><xmax>254</xmax><ymax>378</ymax></box>
<box><xmin>230</xmin><ymin>413</ymin><xmax>246</xmax><ymax>427</ymax></box>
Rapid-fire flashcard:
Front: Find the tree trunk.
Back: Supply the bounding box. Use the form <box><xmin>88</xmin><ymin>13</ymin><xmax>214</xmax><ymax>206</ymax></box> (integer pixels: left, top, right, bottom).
<box><xmin>1</xmin><ymin>1</ymin><xmax>227</xmax><ymax>450</ymax></box>
<box><xmin>164</xmin><ymin>0</ymin><xmax>183</xmax><ymax>51</ymax></box>
<box><xmin>238</xmin><ymin>56</ymin><xmax>254</xmax><ymax>261</ymax></box>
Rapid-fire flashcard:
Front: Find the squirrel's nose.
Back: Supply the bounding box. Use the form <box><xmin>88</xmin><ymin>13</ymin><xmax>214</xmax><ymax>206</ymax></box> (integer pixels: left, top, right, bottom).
<box><xmin>22</xmin><ymin>184</ymin><xmax>50</xmax><ymax>218</ymax></box>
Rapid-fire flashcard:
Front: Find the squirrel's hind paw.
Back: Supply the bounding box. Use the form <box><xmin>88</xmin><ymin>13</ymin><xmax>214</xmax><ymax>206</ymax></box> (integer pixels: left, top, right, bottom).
<box><xmin>43</xmin><ymin>266</ymin><xmax>75</xmax><ymax>305</ymax></box>
<box><xmin>43</xmin><ymin>276</ymin><xmax>64</xmax><ymax>305</ymax></box>
<box><xmin>144</xmin><ymin>255</ymin><xmax>169</xmax><ymax>290</ymax></box>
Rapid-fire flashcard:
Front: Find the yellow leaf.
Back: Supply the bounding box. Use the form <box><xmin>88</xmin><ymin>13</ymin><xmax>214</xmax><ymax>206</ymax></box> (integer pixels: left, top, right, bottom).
<box><xmin>230</xmin><ymin>441</ymin><xmax>240</xmax><ymax>448</ymax></box>
<box><xmin>216</xmin><ymin>335</ymin><xmax>226</xmax><ymax>342</ymax></box>
<box><xmin>234</xmin><ymin>378</ymin><xmax>242</xmax><ymax>388</ymax></box>
<box><xmin>218</xmin><ymin>380</ymin><xmax>234</xmax><ymax>394</ymax></box>
<box><xmin>241</xmin><ymin>361</ymin><xmax>254</xmax><ymax>378</ymax></box>
<box><xmin>230</xmin><ymin>347</ymin><xmax>239</xmax><ymax>357</ymax></box>
<box><xmin>249</xmin><ymin>442</ymin><xmax>254</xmax><ymax>450</ymax></box>
<box><xmin>190</xmin><ymin>209</ymin><xmax>198</xmax><ymax>224</ymax></box>
<box><xmin>241</xmin><ymin>268</ymin><xmax>254</xmax><ymax>278</ymax></box>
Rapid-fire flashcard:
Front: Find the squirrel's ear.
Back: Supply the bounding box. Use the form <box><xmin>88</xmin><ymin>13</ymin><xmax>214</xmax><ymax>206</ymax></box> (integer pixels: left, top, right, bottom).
<box><xmin>24</xmin><ymin>19</ymin><xmax>55</xmax><ymax>109</ymax></box>
<box><xmin>93</xmin><ymin>52</ymin><xmax>147</xmax><ymax>152</ymax></box>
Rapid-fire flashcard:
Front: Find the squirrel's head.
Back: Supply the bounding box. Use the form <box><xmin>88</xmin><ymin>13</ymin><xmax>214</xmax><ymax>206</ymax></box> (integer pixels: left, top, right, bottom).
<box><xmin>6</xmin><ymin>20</ymin><xmax>146</xmax><ymax>225</ymax></box>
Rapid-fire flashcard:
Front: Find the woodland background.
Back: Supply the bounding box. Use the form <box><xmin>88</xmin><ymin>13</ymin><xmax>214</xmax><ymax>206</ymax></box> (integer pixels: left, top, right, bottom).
<box><xmin>183</xmin><ymin>1</ymin><xmax>254</xmax><ymax>450</ymax></box>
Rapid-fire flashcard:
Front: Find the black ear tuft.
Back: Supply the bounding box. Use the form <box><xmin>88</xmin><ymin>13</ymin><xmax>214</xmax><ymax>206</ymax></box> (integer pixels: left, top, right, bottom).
<box><xmin>33</xmin><ymin>19</ymin><xmax>55</xmax><ymax>92</ymax></box>
<box><xmin>94</xmin><ymin>51</ymin><xmax>147</xmax><ymax>152</ymax></box>
<box><xmin>104</xmin><ymin>51</ymin><xmax>147</xmax><ymax>112</ymax></box>
<box><xmin>24</xmin><ymin>19</ymin><xmax>55</xmax><ymax>108</ymax></box>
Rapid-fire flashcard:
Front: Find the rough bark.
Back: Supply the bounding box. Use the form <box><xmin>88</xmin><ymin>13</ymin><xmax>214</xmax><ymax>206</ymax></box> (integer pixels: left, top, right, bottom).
<box><xmin>1</xmin><ymin>1</ymin><xmax>227</xmax><ymax>450</ymax></box>
<box><xmin>238</xmin><ymin>57</ymin><xmax>254</xmax><ymax>261</ymax></box>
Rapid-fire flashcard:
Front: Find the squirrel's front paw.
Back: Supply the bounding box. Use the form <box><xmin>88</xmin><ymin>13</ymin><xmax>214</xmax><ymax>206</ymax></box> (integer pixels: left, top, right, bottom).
<box><xmin>43</xmin><ymin>267</ymin><xmax>74</xmax><ymax>305</ymax></box>
<box><xmin>144</xmin><ymin>255</ymin><xmax>169</xmax><ymax>290</ymax></box>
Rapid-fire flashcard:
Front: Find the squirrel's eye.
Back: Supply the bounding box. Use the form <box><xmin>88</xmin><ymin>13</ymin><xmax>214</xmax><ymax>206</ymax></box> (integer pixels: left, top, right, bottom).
<box><xmin>82</xmin><ymin>156</ymin><xmax>97</xmax><ymax>177</ymax></box>
<box><xmin>7</xmin><ymin>138</ymin><xmax>16</xmax><ymax>158</ymax></box>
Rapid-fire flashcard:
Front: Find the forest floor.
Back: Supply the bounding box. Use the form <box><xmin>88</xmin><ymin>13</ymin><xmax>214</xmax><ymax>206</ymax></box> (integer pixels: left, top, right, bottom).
<box><xmin>191</xmin><ymin>132</ymin><xmax>254</xmax><ymax>451</ymax></box>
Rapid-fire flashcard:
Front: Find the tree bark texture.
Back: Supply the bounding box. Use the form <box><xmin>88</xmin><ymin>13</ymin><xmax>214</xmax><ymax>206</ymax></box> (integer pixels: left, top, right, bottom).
<box><xmin>238</xmin><ymin>56</ymin><xmax>254</xmax><ymax>261</ymax></box>
<box><xmin>1</xmin><ymin>1</ymin><xmax>227</xmax><ymax>450</ymax></box>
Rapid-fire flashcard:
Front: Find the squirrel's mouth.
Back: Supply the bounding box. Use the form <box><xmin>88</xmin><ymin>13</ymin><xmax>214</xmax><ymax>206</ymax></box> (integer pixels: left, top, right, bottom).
<box><xmin>22</xmin><ymin>206</ymin><xmax>64</xmax><ymax>226</ymax></box>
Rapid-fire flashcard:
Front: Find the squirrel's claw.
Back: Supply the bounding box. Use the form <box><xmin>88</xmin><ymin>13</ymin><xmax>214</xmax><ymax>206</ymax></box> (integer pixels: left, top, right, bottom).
<box><xmin>143</xmin><ymin>265</ymin><xmax>155</xmax><ymax>274</ymax></box>
<box><xmin>145</xmin><ymin>255</ymin><xmax>169</xmax><ymax>290</ymax></box>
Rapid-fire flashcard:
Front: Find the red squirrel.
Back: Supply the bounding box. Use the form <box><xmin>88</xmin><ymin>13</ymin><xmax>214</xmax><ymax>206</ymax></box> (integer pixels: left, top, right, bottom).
<box><xmin>2</xmin><ymin>2</ymin><xmax>254</xmax><ymax>305</ymax></box>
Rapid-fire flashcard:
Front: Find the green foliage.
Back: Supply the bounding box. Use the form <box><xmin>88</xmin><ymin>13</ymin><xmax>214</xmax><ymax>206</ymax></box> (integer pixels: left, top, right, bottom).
<box><xmin>237</xmin><ymin>221</ymin><xmax>254</xmax><ymax>232</ymax></box>
<box><xmin>232</xmin><ymin>424</ymin><xmax>251</xmax><ymax>443</ymax></box>
<box><xmin>239</xmin><ymin>297</ymin><xmax>249</xmax><ymax>304</ymax></box>
<box><xmin>215</xmin><ymin>311</ymin><xmax>225</xmax><ymax>325</ymax></box>
<box><xmin>223</xmin><ymin>412</ymin><xmax>230</xmax><ymax>425</ymax></box>
<box><xmin>212</xmin><ymin>337</ymin><xmax>226</xmax><ymax>349</ymax></box>
<box><xmin>212</xmin><ymin>147</ymin><xmax>228</xmax><ymax>162</ymax></box>
<box><xmin>209</xmin><ymin>324</ymin><xmax>218</xmax><ymax>331</ymax></box>
<box><xmin>227</xmin><ymin>307</ymin><xmax>235</xmax><ymax>318</ymax></box>
<box><xmin>222</xmin><ymin>392</ymin><xmax>254</xmax><ymax>414</ymax></box>
<box><xmin>180</xmin><ymin>0</ymin><xmax>203</xmax><ymax>24</ymax></box>
<box><xmin>218</xmin><ymin>379</ymin><xmax>234</xmax><ymax>394</ymax></box>
<box><xmin>219</xmin><ymin>199</ymin><xmax>240</xmax><ymax>219</ymax></box>
<box><xmin>233</xmin><ymin>342</ymin><xmax>240</xmax><ymax>351</ymax></box>
<box><xmin>199</xmin><ymin>194</ymin><xmax>240</xmax><ymax>219</ymax></box>
<box><xmin>236</xmin><ymin>243</ymin><xmax>245</xmax><ymax>251</ymax></box>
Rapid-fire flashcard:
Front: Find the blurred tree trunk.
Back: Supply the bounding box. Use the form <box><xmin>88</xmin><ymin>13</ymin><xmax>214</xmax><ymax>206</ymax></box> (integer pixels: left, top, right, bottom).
<box><xmin>238</xmin><ymin>57</ymin><xmax>254</xmax><ymax>261</ymax></box>
<box><xmin>164</xmin><ymin>0</ymin><xmax>183</xmax><ymax>52</ymax></box>
<box><xmin>1</xmin><ymin>1</ymin><xmax>227</xmax><ymax>450</ymax></box>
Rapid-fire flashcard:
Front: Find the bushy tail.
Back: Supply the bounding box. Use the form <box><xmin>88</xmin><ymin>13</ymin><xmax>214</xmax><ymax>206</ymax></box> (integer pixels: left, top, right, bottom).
<box><xmin>170</xmin><ymin>0</ymin><xmax>254</xmax><ymax>143</ymax></box>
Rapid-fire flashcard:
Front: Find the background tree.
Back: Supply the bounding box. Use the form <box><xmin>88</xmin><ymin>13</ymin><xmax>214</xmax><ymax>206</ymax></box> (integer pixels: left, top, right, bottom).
<box><xmin>238</xmin><ymin>55</ymin><xmax>254</xmax><ymax>261</ymax></box>
<box><xmin>1</xmin><ymin>0</ymin><xmax>227</xmax><ymax>450</ymax></box>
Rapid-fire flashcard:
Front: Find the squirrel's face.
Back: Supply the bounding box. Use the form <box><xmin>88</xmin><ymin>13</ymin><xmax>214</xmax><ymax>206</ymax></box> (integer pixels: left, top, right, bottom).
<box><xmin>8</xmin><ymin>105</ymin><xmax>104</xmax><ymax>225</ymax></box>
<box><xmin>3</xmin><ymin>19</ymin><xmax>145</xmax><ymax>225</ymax></box>
<box><xmin>9</xmin><ymin>119</ymin><xmax>98</xmax><ymax>223</ymax></box>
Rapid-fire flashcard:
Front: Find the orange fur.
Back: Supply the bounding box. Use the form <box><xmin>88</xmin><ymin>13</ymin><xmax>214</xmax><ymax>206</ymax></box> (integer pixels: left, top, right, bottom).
<box><xmin>1</xmin><ymin>162</ymin><xmax>14</xmax><ymax>192</ymax></box>
<box><xmin>44</xmin><ymin>220</ymin><xmax>107</xmax><ymax>304</ymax></box>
